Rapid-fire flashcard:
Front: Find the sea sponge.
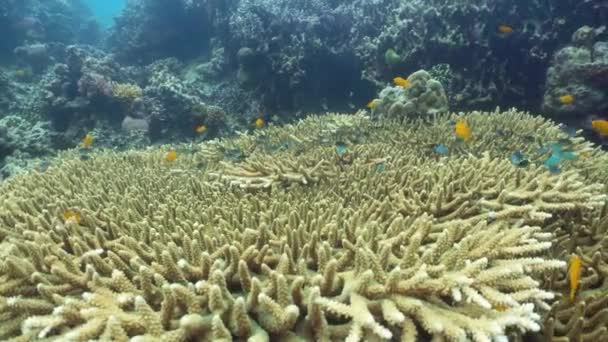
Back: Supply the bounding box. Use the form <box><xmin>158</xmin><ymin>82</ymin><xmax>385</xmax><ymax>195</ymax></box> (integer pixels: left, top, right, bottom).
<box><xmin>0</xmin><ymin>110</ymin><xmax>605</xmax><ymax>341</ymax></box>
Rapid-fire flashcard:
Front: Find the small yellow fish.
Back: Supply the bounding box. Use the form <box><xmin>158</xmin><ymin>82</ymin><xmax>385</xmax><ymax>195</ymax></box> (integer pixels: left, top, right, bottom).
<box><xmin>454</xmin><ymin>119</ymin><xmax>472</xmax><ymax>141</ymax></box>
<box><xmin>591</xmin><ymin>119</ymin><xmax>608</xmax><ymax>136</ymax></box>
<box><xmin>82</xmin><ymin>134</ymin><xmax>94</xmax><ymax>148</ymax></box>
<box><xmin>63</xmin><ymin>210</ymin><xmax>81</xmax><ymax>224</ymax></box>
<box><xmin>254</xmin><ymin>117</ymin><xmax>265</xmax><ymax>129</ymax></box>
<box><xmin>166</xmin><ymin>150</ymin><xmax>177</xmax><ymax>162</ymax></box>
<box><xmin>393</xmin><ymin>77</ymin><xmax>411</xmax><ymax>87</ymax></box>
<box><xmin>14</xmin><ymin>69</ymin><xmax>28</xmax><ymax>78</ymax></box>
<box><xmin>559</xmin><ymin>94</ymin><xmax>574</xmax><ymax>104</ymax></box>
<box><xmin>367</xmin><ymin>99</ymin><xmax>379</xmax><ymax>108</ymax></box>
<box><xmin>568</xmin><ymin>254</ymin><xmax>581</xmax><ymax>301</ymax></box>
<box><xmin>497</xmin><ymin>25</ymin><xmax>514</xmax><ymax>34</ymax></box>
<box><xmin>195</xmin><ymin>124</ymin><xmax>207</xmax><ymax>134</ymax></box>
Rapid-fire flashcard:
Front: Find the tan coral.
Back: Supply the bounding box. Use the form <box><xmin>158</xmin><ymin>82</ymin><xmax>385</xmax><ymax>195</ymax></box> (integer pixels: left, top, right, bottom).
<box><xmin>0</xmin><ymin>110</ymin><xmax>605</xmax><ymax>341</ymax></box>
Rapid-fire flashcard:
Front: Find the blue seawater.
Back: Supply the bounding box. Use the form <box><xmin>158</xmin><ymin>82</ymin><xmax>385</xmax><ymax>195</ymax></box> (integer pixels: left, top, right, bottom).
<box><xmin>82</xmin><ymin>0</ymin><xmax>125</xmax><ymax>28</ymax></box>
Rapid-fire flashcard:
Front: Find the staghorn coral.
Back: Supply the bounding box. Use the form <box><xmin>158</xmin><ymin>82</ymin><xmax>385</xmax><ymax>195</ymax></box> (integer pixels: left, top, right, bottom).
<box><xmin>0</xmin><ymin>110</ymin><xmax>605</xmax><ymax>341</ymax></box>
<box><xmin>540</xmin><ymin>202</ymin><xmax>608</xmax><ymax>341</ymax></box>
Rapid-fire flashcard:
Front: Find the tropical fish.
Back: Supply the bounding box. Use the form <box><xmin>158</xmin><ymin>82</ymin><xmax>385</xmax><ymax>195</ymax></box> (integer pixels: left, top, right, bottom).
<box><xmin>434</xmin><ymin>144</ymin><xmax>448</xmax><ymax>155</ymax></box>
<box><xmin>195</xmin><ymin>124</ymin><xmax>207</xmax><ymax>134</ymax></box>
<box><xmin>393</xmin><ymin>77</ymin><xmax>411</xmax><ymax>87</ymax></box>
<box><xmin>166</xmin><ymin>150</ymin><xmax>178</xmax><ymax>162</ymax></box>
<box><xmin>63</xmin><ymin>210</ymin><xmax>81</xmax><ymax>224</ymax></box>
<box><xmin>373</xmin><ymin>162</ymin><xmax>386</xmax><ymax>172</ymax></box>
<box><xmin>454</xmin><ymin>120</ymin><xmax>472</xmax><ymax>142</ymax></box>
<box><xmin>36</xmin><ymin>161</ymin><xmax>51</xmax><ymax>172</ymax></box>
<box><xmin>82</xmin><ymin>134</ymin><xmax>94</xmax><ymax>148</ymax></box>
<box><xmin>495</xmin><ymin>128</ymin><xmax>512</xmax><ymax>137</ymax></box>
<box><xmin>544</xmin><ymin>154</ymin><xmax>561</xmax><ymax>172</ymax></box>
<box><xmin>335</xmin><ymin>142</ymin><xmax>348</xmax><ymax>156</ymax></box>
<box><xmin>497</xmin><ymin>25</ymin><xmax>514</xmax><ymax>34</ymax></box>
<box><xmin>510</xmin><ymin>151</ymin><xmax>529</xmax><ymax>167</ymax></box>
<box><xmin>568</xmin><ymin>254</ymin><xmax>581</xmax><ymax>301</ymax></box>
<box><xmin>591</xmin><ymin>119</ymin><xmax>608</xmax><ymax>136</ymax></box>
<box><xmin>367</xmin><ymin>99</ymin><xmax>379</xmax><ymax>108</ymax></box>
<box><xmin>550</xmin><ymin>143</ymin><xmax>577</xmax><ymax>160</ymax></box>
<box><xmin>544</xmin><ymin>143</ymin><xmax>577</xmax><ymax>174</ymax></box>
<box><xmin>254</xmin><ymin>117</ymin><xmax>265</xmax><ymax>129</ymax></box>
<box><xmin>559</xmin><ymin>94</ymin><xmax>574</xmax><ymax>104</ymax></box>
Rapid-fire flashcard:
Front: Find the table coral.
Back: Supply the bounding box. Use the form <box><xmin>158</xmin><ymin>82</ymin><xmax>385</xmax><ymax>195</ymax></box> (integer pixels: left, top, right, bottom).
<box><xmin>0</xmin><ymin>110</ymin><xmax>605</xmax><ymax>341</ymax></box>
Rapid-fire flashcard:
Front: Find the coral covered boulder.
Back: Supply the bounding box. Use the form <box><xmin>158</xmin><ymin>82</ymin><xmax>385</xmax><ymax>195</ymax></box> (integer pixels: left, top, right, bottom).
<box><xmin>372</xmin><ymin>70</ymin><xmax>448</xmax><ymax>119</ymax></box>
<box><xmin>542</xmin><ymin>26</ymin><xmax>608</xmax><ymax>119</ymax></box>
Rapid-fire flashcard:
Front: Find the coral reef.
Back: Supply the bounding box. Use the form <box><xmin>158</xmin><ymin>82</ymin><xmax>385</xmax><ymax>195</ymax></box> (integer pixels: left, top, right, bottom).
<box><xmin>218</xmin><ymin>0</ymin><xmax>600</xmax><ymax>112</ymax></box>
<box><xmin>107</xmin><ymin>0</ymin><xmax>215</xmax><ymax>64</ymax></box>
<box><xmin>0</xmin><ymin>115</ymin><xmax>54</xmax><ymax>179</ymax></box>
<box><xmin>0</xmin><ymin>0</ymin><xmax>100</xmax><ymax>59</ymax></box>
<box><xmin>542</xmin><ymin>26</ymin><xmax>608</xmax><ymax>120</ymax></box>
<box><xmin>371</xmin><ymin>70</ymin><xmax>448</xmax><ymax>120</ymax></box>
<box><xmin>0</xmin><ymin>110</ymin><xmax>605</xmax><ymax>340</ymax></box>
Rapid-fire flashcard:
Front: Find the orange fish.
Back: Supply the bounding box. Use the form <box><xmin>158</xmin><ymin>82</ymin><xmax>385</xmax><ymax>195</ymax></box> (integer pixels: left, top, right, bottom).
<box><xmin>591</xmin><ymin>120</ymin><xmax>608</xmax><ymax>136</ymax></box>
<box><xmin>455</xmin><ymin>119</ymin><xmax>472</xmax><ymax>141</ymax></box>
<box><xmin>166</xmin><ymin>151</ymin><xmax>177</xmax><ymax>162</ymax></box>
<box><xmin>559</xmin><ymin>94</ymin><xmax>574</xmax><ymax>104</ymax></box>
<box><xmin>81</xmin><ymin>134</ymin><xmax>94</xmax><ymax>148</ymax></box>
<box><xmin>254</xmin><ymin>117</ymin><xmax>265</xmax><ymax>129</ymax></box>
<box><xmin>367</xmin><ymin>99</ymin><xmax>379</xmax><ymax>108</ymax></box>
<box><xmin>63</xmin><ymin>210</ymin><xmax>81</xmax><ymax>224</ymax></box>
<box><xmin>195</xmin><ymin>124</ymin><xmax>207</xmax><ymax>134</ymax></box>
<box><xmin>497</xmin><ymin>25</ymin><xmax>514</xmax><ymax>34</ymax></box>
<box><xmin>568</xmin><ymin>254</ymin><xmax>581</xmax><ymax>301</ymax></box>
<box><xmin>393</xmin><ymin>77</ymin><xmax>411</xmax><ymax>87</ymax></box>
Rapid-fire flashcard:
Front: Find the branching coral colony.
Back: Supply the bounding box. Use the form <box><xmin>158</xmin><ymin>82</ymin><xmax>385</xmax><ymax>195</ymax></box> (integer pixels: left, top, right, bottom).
<box><xmin>0</xmin><ymin>110</ymin><xmax>606</xmax><ymax>341</ymax></box>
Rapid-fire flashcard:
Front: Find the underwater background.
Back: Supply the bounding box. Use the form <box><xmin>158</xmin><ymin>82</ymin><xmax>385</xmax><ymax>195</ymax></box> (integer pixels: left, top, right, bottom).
<box><xmin>0</xmin><ymin>0</ymin><xmax>606</xmax><ymax>177</ymax></box>
<box><xmin>0</xmin><ymin>0</ymin><xmax>608</xmax><ymax>341</ymax></box>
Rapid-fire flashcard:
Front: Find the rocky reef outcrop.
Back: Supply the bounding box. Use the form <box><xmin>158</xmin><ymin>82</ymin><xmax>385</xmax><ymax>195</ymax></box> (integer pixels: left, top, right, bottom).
<box><xmin>371</xmin><ymin>70</ymin><xmax>448</xmax><ymax>120</ymax></box>
<box><xmin>0</xmin><ymin>0</ymin><xmax>100</xmax><ymax>59</ymax></box>
<box><xmin>542</xmin><ymin>26</ymin><xmax>608</xmax><ymax>120</ymax></box>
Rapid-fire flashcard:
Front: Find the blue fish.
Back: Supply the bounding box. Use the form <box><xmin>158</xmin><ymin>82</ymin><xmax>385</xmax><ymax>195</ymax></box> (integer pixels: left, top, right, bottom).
<box><xmin>434</xmin><ymin>144</ymin><xmax>448</xmax><ymax>155</ymax></box>
<box><xmin>373</xmin><ymin>162</ymin><xmax>386</xmax><ymax>172</ymax></box>
<box><xmin>510</xmin><ymin>151</ymin><xmax>529</xmax><ymax>167</ymax></box>
<box><xmin>549</xmin><ymin>143</ymin><xmax>577</xmax><ymax>160</ymax></box>
<box><xmin>544</xmin><ymin>154</ymin><xmax>561</xmax><ymax>168</ymax></box>
<box><xmin>335</xmin><ymin>142</ymin><xmax>348</xmax><ymax>156</ymax></box>
<box><xmin>36</xmin><ymin>161</ymin><xmax>51</xmax><ymax>172</ymax></box>
<box><xmin>547</xmin><ymin>164</ymin><xmax>561</xmax><ymax>174</ymax></box>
